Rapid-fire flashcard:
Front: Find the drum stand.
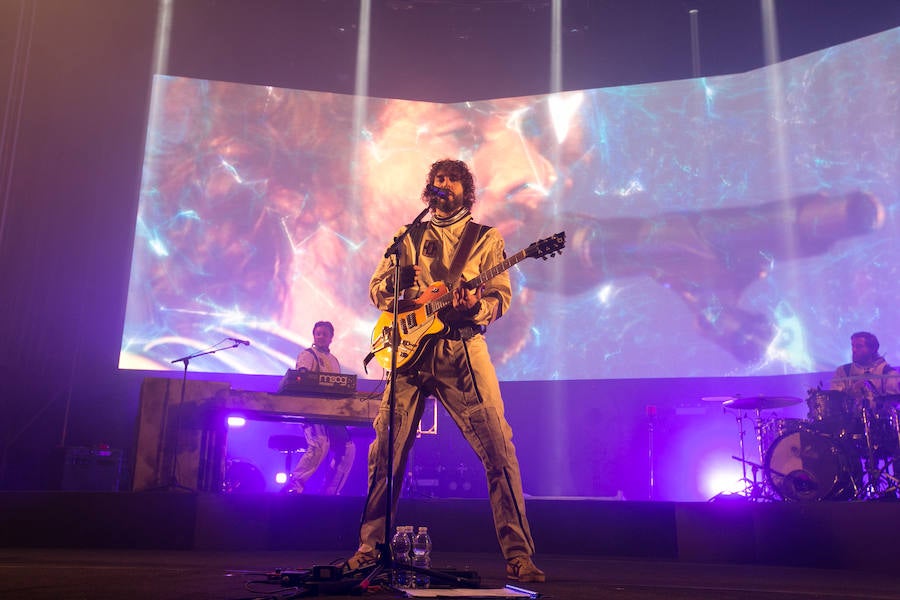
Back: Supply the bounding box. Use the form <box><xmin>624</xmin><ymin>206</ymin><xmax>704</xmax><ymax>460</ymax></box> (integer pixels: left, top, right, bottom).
<box><xmin>858</xmin><ymin>405</ymin><xmax>900</xmax><ymax>500</ymax></box>
<box><xmin>730</xmin><ymin>408</ymin><xmax>771</xmax><ymax>500</ymax></box>
<box><xmin>718</xmin><ymin>395</ymin><xmax>806</xmax><ymax>501</ymax></box>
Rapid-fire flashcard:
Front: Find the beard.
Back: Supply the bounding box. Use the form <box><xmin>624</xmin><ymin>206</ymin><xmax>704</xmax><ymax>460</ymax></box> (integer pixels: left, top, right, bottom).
<box><xmin>432</xmin><ymin>192</ymin><xmax>464</xmax><ymax>215</ymax></box>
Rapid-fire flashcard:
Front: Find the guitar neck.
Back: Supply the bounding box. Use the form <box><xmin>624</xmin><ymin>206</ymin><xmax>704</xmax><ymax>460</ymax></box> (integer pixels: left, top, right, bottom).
<box><xmin>426</xmin><ymin>248</ymin><xmax>530</xmax><ymax>314</ymax></box>
<box><xmin>463</xmin><ymin>248</ymin><xmax>530</xmax><ymax>290</ymax></box>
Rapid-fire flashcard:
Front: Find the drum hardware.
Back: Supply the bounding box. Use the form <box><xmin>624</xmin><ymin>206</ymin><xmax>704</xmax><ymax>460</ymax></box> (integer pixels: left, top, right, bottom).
<box><xmin>861</xmin><ymin>404</ymin><xmax>878</xmax><ymax>480</ymax></box>
<box><xmin>855</xmin><ymin>403</ymin><xmax>900</xmax><ymax>500</ymax></box>
<box><xmin>701</xmin><ymin>395</ymin><xmax>760</xmax><ymax>499</ymax></box>
<box><xmin>721</xmin><ymin>396</ymin><xmax>802</xmax><ymax>475</ymax></box>
<box><xmin>715</xmin><ymin>395</ymin><xmax>802</xmax><ymax>501</ymax></box>
<box><xmin>728</xmin><ymin>404</ymin><xmax>762</xmax><ymax>499</ymax></box>
<box><xmin>647</xmin><ymin>405</ymin><xmax>657</xmax><ymax>500</ymax></box>
<box><xmin>729</xmin><ymin>454</ymin><xmax>776</xmax><ymax>501</ymax></box>
<box><xmin>860</xmin><ymin>458</ymin><xmax>900</xmax><ymax>499</ymax></box>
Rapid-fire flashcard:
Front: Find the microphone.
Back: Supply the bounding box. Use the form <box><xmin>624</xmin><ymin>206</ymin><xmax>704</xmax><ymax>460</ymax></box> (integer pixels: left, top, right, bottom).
<box><xmin>426</xmin><ymin>184</ymin><xmax>450</xmax><ymax>199</ymax></box>
<box><xmin>228</xmin><ymin>337</ymin><xmax>251</xmax><ymax>346</ymax></box>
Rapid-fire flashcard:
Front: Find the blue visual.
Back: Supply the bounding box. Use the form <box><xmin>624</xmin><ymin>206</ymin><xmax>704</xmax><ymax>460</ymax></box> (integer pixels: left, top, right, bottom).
<box><xmin>390</xmin><ymin>525</ymin><xmax>413</xmax><ymax>589</ymax></box>
<box><xmin>411</xmin><ymin>526</ymin><xmax>433</xmax><ymax>589</ymax></box>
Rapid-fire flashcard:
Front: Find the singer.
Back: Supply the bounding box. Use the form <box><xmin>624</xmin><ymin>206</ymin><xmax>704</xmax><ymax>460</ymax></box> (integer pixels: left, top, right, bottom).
<box><xmin>345</xmin><ymin>159</ymin><xmax>545</xmax><ymax>582</ymax></box>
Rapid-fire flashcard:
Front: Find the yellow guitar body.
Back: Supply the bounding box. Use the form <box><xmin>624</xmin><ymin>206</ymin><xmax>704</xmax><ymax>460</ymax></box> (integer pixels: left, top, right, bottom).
<box><xmin>369</xmin><ymin>282</ymin><xmax>450</xmax><ymax>371</ymax></box>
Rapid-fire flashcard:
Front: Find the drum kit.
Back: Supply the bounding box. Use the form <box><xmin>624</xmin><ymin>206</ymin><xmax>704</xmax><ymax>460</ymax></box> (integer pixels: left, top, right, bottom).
<box><xmin>708</xmin><ymin>380</ymin><xmax>900</xmax><ymax>501</ymax></box>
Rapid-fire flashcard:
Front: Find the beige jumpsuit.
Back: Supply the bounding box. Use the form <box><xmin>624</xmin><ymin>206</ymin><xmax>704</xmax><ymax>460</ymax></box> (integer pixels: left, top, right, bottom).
<box><xmin>358</xmin><ymin>212</ymin><xmax>536</xmax><ymax>560</ymax></box>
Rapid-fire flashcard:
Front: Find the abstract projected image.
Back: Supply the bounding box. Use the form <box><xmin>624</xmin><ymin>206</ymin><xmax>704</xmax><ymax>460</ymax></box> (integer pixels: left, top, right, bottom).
<box><xmin>121</xmin><ymin>28</ymin><xmax>899</xmax><ymax>381</ymax></box>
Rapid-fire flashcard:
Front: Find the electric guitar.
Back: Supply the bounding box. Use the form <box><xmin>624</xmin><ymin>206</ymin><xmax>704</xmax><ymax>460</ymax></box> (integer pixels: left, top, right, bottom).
<box><xmin>368</xmin><ymin>231</ymin><xmax>565</xmax><ymax>372</ymax></box>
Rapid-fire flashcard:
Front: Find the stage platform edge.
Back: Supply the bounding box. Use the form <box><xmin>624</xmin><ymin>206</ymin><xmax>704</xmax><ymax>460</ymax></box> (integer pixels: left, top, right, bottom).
<box><xmin>0</xmin><ymin>492</ymin><xmax>896</xmax><ymax>573</ymax></box>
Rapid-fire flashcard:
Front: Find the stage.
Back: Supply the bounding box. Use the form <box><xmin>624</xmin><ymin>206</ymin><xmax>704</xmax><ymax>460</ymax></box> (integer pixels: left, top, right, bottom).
<box><xmin>1</xmin><ymin>492</ymin><xmax>898</xmax><ymax>598</ymax></box>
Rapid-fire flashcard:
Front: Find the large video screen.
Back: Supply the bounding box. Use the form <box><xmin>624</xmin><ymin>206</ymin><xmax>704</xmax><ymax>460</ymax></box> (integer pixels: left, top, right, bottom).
<box><xmin>120</xmin><ymin>28</ymin><xmax>899</xmax><ymax>381</ymax></box>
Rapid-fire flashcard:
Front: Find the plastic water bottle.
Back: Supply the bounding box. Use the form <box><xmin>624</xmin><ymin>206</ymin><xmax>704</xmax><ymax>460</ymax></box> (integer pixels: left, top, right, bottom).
<box><xmin>390</xmin><ymin>525</ymin><xmax>412</xmax><ymax>588</ymax></box>
<box><xmin>411</xmin><ymin>526</ymin><xmax>433</xmax><ymax>589</ymax></box>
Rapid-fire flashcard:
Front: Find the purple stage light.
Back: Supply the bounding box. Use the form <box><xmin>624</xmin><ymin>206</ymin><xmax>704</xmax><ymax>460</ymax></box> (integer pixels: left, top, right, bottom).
<box><xmin>226</xmin><ymin>415</ymin><xmax>247</xmax><ymax>427</ymax></box>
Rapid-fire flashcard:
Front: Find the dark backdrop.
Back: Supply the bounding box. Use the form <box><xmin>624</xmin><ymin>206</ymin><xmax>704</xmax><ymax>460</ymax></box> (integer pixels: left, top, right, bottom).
<box><xmin>1</xmin><ymin>0</ymin><xmax>899</xmax><ymax>494</ymax></box>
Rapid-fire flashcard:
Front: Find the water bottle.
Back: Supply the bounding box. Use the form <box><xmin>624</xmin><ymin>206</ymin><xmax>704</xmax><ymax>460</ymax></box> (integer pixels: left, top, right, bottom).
<box><xmin>411</xmin><ymin>526</ymin><xmax>433</xmax><ymax>589</ymax></box>
<box><xmin>390</xmin><ymin>525</ymin><xmax>412</xmax><ymax>588</ymax></box>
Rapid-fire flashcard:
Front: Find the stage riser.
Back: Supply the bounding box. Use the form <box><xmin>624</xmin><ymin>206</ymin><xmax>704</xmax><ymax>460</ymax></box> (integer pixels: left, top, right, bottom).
<box><xmin>0</xmin><ymin>493</ymin><xmax>896</xmax><ymax>573</ymax></box>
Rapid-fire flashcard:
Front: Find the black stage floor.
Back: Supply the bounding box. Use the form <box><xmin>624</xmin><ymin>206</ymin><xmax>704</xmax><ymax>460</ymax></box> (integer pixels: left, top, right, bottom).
<box><xmin>1</xmin><ymin>492</ymin><xmax>899</xmax><ymax>599</ymax></box>
<box><xmin>2</xmin><ymin>548</ymin><xmax>898</xmax><ymax>599</ymax></box>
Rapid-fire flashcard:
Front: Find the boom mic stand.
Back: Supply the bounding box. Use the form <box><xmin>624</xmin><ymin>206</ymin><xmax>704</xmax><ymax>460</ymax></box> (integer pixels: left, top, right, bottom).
<box><xmin>151</xmin><ymin>340</ymin><xmax>248</xmax><ymax>492</ymax></box>
<box><xmin>358</xmin><ymin>205</ymin><xmax>478</xmax><ymax>591</ymax></box>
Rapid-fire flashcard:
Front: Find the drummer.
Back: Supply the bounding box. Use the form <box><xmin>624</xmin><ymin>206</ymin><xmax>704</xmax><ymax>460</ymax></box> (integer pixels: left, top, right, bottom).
<box><xmin>829</xmin><ymin>331</ymin><xmax>900</xmax><ymax>401</ymax></box>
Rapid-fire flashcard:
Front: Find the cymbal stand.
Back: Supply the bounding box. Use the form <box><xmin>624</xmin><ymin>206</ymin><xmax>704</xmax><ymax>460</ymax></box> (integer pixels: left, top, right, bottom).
<box><xmin>729</xmin><ymin>408</ymin><xmax>768</xmax><ymax>499</ymax></box>
<box><xmin>881</xmin><ymin>406</ymin><xmax>900</xmax><ymax>498</ymax></box>
<box><xmin>859</xmin><ymin>404</ymin><xmax>882</xmax><ymax>499</ymax></box>
<box><xmin>734</xmin><ymin>409</ymin><xmax>749</xmax><ymax>491</ymax></box>
<box><xmin>859</xmin><ymin>404</ymin><xmax>900</xmax><ymax>499</ymax></box>
<box><xmin>752</xmin><ymin>408</ymin><xmax>768</xmax><ymax>466</ymax></box>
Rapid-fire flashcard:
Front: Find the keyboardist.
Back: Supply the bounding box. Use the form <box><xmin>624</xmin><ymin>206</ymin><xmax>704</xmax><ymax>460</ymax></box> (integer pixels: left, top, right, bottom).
<box><xmin>284</xmin><ymin>320</ymin><xmax>356</xmax><ymax>494</ymax></box>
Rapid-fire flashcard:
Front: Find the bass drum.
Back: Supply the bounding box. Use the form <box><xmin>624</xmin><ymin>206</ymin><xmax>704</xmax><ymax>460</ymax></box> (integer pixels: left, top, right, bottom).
<box><xmin>764</xmin><ymin>430</ymin><xmax>861</xmax><ymax>501</ymax></box>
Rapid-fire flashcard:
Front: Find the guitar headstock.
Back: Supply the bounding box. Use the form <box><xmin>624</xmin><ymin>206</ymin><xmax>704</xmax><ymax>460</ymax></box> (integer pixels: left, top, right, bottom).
<box><xmin>526</xmin><ymin>231</ymin><xmax>566</xmax><ymax>260</ymax></box>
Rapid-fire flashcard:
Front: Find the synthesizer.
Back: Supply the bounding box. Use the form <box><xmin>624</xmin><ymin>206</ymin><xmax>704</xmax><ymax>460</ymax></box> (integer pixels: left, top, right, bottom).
<box><xmin>276</xmin><ymin>369</ymin><xmax>357</xmax><ymax>397</ymax></box>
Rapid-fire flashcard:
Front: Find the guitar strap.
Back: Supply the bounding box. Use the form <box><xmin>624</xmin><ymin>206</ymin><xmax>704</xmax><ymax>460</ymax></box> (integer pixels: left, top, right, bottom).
<box><xmin>445</xmin><ymin>220</ymin><xmax>484</xmax><ymax>291</ymax></box>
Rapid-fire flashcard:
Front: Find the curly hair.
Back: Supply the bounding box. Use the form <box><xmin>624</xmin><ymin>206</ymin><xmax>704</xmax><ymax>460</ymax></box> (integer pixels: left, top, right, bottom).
<box><xmin>422</xmin><ymin>158</ymin><xmax>476</xmax><ymax>210</ymax></box>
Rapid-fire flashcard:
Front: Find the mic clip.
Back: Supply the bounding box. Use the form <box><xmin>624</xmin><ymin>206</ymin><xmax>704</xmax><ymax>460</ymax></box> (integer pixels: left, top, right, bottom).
<box><xmin>426</xmin><ymin>184</ymin><xmax>450</xmax><ymax>199</ymax></box>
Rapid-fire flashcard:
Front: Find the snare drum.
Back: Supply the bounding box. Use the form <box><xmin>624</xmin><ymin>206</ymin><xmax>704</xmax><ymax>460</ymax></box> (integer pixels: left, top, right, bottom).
<box><xmin>764</xmin><ymin>429</ymin><xmax>861</xmax><ymax>501</ymax></box>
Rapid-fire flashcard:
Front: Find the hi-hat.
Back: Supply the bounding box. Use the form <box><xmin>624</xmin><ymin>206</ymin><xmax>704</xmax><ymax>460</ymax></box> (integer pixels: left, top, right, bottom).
<box><xmin>723</xmin><ymin>395</ymin><xmax>802</xmax><ymax>410</ymax></box>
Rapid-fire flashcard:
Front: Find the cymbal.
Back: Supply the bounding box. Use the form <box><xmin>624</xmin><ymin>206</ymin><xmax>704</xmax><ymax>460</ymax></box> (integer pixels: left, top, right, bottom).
<box><xmin>723</xmin><ymin>395</ymin><xmax>802</xmax><ymax>410</ymax></box>
<box><xmin>701</xmin><ymin>396</ymin><xmax>735</xmax><ymax>403</ymax></box>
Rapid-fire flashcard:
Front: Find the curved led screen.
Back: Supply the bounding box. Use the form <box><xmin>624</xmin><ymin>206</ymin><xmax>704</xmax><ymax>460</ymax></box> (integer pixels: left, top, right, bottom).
<box><xmin>120</xmin><ymin>28</ymin><xmax>900</xmax><ymax>380</ymax></box>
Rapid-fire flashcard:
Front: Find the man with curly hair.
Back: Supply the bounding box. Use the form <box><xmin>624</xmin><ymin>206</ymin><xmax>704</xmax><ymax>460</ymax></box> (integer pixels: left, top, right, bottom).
<box><xmin>347</xmin><ymin>159</ymin><xmax>545</xmax><ymax>583</ymax></box>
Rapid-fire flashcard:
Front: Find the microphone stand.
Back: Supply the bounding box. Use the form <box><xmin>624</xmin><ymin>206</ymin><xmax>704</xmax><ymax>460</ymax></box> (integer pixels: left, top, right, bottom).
<box><xmin>151</xmin><ymin>340</ymin><xmax>246</xmax><ymax>492</ymax></box>
<box><xmin>359</xmin><ymin>205</ymin><xmax>478</xmax><ymax>591</ymax></box>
